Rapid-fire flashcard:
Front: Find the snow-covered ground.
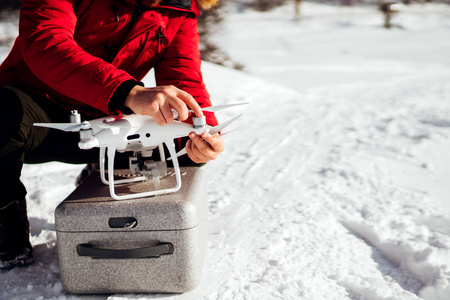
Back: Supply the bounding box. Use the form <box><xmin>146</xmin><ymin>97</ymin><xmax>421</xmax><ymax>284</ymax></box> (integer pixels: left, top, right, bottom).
<box><xmin>1</xmin><ymin>2</ymin><xmax>450</xmax><ymax>299</ymax></box>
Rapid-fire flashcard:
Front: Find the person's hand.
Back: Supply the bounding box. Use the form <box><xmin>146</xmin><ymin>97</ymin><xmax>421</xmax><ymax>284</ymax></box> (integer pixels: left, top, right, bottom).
<box><xmin>124</xmin><ymin>85</ymin><xmax>203</xmax><ymax>125</ymax></box>
<box><xmin>186</xmin><ymin>132</ymin><xmax>224</xmax><ymax>164</ymax></box>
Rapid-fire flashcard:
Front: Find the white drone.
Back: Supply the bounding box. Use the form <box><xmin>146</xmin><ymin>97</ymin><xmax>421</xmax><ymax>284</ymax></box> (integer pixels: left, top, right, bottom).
<box><xmin>34</xmin><ymin>103</ymin><xmax>246</xmax><ymax>200</ymax></box>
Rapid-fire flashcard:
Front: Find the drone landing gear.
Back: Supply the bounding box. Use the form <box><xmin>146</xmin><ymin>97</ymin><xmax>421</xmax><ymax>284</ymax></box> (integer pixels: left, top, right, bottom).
<box><xmin>99</xmin><ymin>141</ymin><xmax>182</xmax><ymax>200</ymax></box>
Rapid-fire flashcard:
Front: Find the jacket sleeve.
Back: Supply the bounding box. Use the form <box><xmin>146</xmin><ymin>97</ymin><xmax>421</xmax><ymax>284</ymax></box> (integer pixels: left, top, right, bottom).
<box><xmin>154</xmin><ymin>14</ymin><xmax>218</xmax><ymax>126</ymax></box>
<box><xmin>18</xmin><ymin>0</ymin><xmax>135</xmax><ymax>114</ymax></box>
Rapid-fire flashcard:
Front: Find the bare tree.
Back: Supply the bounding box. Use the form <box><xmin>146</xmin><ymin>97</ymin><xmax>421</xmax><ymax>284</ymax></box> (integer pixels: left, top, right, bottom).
<box><xmin>198</xmin><ymin>2</ymin><xmax>244</xmax><ymax>69</ymax></box>
<box><xmin>294</xmin><ymin>0</ymin><xmax>302</xmax><ymax>19</ymax></box>
<box><xmin>254</xmin><ymin>0</ymin><xmax>286</xmax><ymax>11</ymax></box>
<box><xmin>379</xmin><ymin>1</ymin><xmax>403</xmax><ymax>29</ymax></box>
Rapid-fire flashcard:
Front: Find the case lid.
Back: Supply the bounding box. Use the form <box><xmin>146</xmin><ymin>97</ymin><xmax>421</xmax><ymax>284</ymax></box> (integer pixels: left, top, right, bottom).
<box><xmin>55</xmin><ymin>167</ymin><xmax>206</xmax><ymax>232</ymax></box>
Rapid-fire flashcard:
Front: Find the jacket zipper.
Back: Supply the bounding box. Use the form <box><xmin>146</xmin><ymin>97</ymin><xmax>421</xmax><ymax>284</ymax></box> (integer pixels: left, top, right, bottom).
<box><xmin>157</xmin><ymin>26</ymin><xmax>165</xmax><ymax>53</ymax></box>
<box><xmin>108</xmin><ymin>6</ymin><xmax>165</xmax><ymax>59</ymax></box>
<box><xmin>106</xmin><ymin>6</ymin><xmax>142</xmax><ymax>62</ymax></box>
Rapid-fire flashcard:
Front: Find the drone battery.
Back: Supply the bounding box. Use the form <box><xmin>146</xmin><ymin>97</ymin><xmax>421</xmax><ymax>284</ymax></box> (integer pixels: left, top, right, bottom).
<box><xmin>54</xmin><ymin>167</ymin><xmax>208</xmax><ymax>294</ymax></box>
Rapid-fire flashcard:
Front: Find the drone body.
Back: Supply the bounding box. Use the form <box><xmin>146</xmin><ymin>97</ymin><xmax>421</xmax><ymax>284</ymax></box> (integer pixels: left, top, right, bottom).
<box><xmin>34</xmin><ymin>103</ymin><xmax>246</xmax><ymax>200</ymax></box>
<box><xmin>76</xmin><ymin>114</ymin><xmax>208</xmax><ymax>151</ymax></box>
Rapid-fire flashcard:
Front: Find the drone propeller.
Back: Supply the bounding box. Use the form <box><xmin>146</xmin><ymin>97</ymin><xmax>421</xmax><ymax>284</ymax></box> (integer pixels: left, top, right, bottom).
<box><xmin>34</xmin><ymin>122</ymin><xmax>85</xmax><ymax>132</ymax></box>
<box><xmin>169</xmin><ymin>114</ymin><xmax>243</xmax><ymax>160</ymax></box>
<box><xmin>172</xmin><ymin>102</ymin><xmax>248</xmax><ymax>119</ymax></box>
<box><xmin>34</xmin><ymin>119</ymin><xmax>132</xmax><ymax>132</ymax></box>
<box><xmin>209</xmin><ymin>114</ymin><xmax>243</xmax><ymax>135</ymax></box>
<box><xmin>216</xmin><ymin>125</ymin><xmax>243</xmax><ymax>137</ymax></box>
<box><xmin>199</xmin><ymin>102</ymin><xmax>249</xmax><ymax>113</ymax></box>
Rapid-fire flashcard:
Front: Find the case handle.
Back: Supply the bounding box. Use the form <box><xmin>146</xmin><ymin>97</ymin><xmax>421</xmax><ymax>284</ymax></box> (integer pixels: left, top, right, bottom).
<box><xmin>77</xmin><ymin>242</ymin><xmax>174</xmax><ymax>259</ymax></box>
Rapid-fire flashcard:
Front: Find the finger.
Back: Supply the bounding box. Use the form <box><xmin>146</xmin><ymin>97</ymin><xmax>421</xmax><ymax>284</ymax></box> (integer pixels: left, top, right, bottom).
<box><xmin>169</xmin><ymin>98</ymin><xmax>189</xmax><ymax>121</ymax></box>
<box><xmin>186</xmin><ymin>140</ymin><xmax>204</xmax><ymax>163</ymax></box>
<box><xmin>191</xmin><ymin>142</ymin><xmax>210</xmax><ymax>162</ymax></box>
<box><xmin>189</xmin><ymin>132</ymin><xmax>211</xmax><ymax>153</ymax></box>
<box><xmin>175</xmin><ymin>89</ymin><xmax>203</xmax><ymax>118</ymax></box>
<box><xmin>189</xmin><ymin>133</ymin><xmax>217</xmax><ymax>160</ymax></box>
<box><xmin>200</xmin><ymin>133</ymin><xmax>224</xmax><ymax>153</ymax></box>
<box><xmin>160</xmin><ymin>101</ymin><xmax>174</xmax><ymax>124</ymax></box>
<box><xmin>152</xmin><ymin>110</ymin><xmax>166</xmax><ymax>126</ymax></box>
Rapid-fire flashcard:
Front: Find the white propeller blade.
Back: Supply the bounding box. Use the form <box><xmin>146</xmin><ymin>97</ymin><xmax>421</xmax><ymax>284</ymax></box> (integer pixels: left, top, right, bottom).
<box><xmin>200</xmin><ymin>102</ymin><xmax>249</xmax><ymax>113</ymax></box>
<box><xmin>216</xmin><ymin>126</ymin><xmax>243</xmax><ymax>137</ymax></box>
<box><xmin>34</xmin><ymin>121</ymin><xmax>132</xmax><ymax>132</ymax></box>
<box><xmin>173</xmin><ymin>102</ymin><xmax>248</xmax><ymax>119</ymax></box>
<box><xmin>209</xmin><ymin>114</ymin><xmax>243</xmax><ymax>135</ymax></box>
<box><xmin>34</xmin><ymin>123</ymin><xmax>82</xmax><ymax>132</ymax></box>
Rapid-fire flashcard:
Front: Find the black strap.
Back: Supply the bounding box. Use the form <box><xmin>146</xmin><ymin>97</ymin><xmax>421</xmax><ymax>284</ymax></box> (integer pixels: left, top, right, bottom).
<box><xmin>77</xmin><ymin>242</ymin><xmax>174</xmax><ymax>259</ymax></box>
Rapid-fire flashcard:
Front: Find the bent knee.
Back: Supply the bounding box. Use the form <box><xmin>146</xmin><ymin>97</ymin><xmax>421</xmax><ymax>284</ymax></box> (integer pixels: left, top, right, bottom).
<box><xmin>0</xmin><ymin>86</ymin><xmax>50</xmax><ymax>155</ymax></box>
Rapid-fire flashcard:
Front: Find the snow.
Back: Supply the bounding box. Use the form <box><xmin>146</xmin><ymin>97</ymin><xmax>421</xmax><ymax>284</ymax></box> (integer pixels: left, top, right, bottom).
<box><xmin>1</xmin><ymin>2</ymin><xmax>450</xmax><ymax>299</ymax></box>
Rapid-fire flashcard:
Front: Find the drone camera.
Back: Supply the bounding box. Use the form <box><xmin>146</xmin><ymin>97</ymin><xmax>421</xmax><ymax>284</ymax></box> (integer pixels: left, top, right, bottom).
<box><xmin>142</xmin><ymin>160</ymin><xmax>167</xmax><ymax>178</ymax></box>
<box><xmin>129</xmin><ymin>151</ymin><xmax>167</xmax><ymax>179</ymax></box>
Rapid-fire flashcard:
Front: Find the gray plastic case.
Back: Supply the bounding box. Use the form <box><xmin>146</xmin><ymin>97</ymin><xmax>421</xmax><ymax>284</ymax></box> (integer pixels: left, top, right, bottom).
<box><xmin>55</xmin><ymin>167</ymin><xmax>207</xmax><ymax>294</ymax></box>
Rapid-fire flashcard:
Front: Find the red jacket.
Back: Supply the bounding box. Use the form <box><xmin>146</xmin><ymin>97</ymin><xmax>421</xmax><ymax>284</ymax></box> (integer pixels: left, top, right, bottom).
<box><xmin>0</xmin><ymin>0</ymin><xmax>217</xmax><ymax>126</ymax></box>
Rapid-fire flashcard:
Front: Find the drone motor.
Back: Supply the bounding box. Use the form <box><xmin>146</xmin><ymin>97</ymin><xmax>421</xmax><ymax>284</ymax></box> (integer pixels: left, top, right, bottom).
<box><xmin>193</xmin><ymin>115</ymin><xmax>206</xmax><ymax>129</ymax></box>
<box><xmin>79</xmin><ymin>121</ymin><xmax>94</xmax><ymax>143</ymax></box>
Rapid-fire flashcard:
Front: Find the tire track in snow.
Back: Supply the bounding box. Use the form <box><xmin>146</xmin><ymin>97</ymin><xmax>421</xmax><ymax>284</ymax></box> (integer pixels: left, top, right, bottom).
<box><xmin>306</xmin><ymin>79</ymin><xmax>450</xmax><ymax>299</ymax></box>
<box><xmin>201</xmin><ymin>64</ymin><xmax>349</xmax><ymax>299</ymax></box>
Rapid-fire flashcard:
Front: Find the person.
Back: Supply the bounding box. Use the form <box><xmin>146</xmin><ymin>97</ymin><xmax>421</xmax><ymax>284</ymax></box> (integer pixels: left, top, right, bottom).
<box><xmin>0</xmin><ymin>0</ymin><xmax>223</xmax><ymax>269</ymax></box>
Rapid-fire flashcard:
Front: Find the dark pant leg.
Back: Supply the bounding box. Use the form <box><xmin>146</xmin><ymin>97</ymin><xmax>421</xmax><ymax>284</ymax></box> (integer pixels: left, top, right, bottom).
<box><xmin>0</xmin><ymin>87</ymin><xmax>99</xmax><ymax>206</ymax></box>
<box><xmin>0</xmin><ymin>87</ymin><xmax>29</xmax><ymax>206</ymax></box>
